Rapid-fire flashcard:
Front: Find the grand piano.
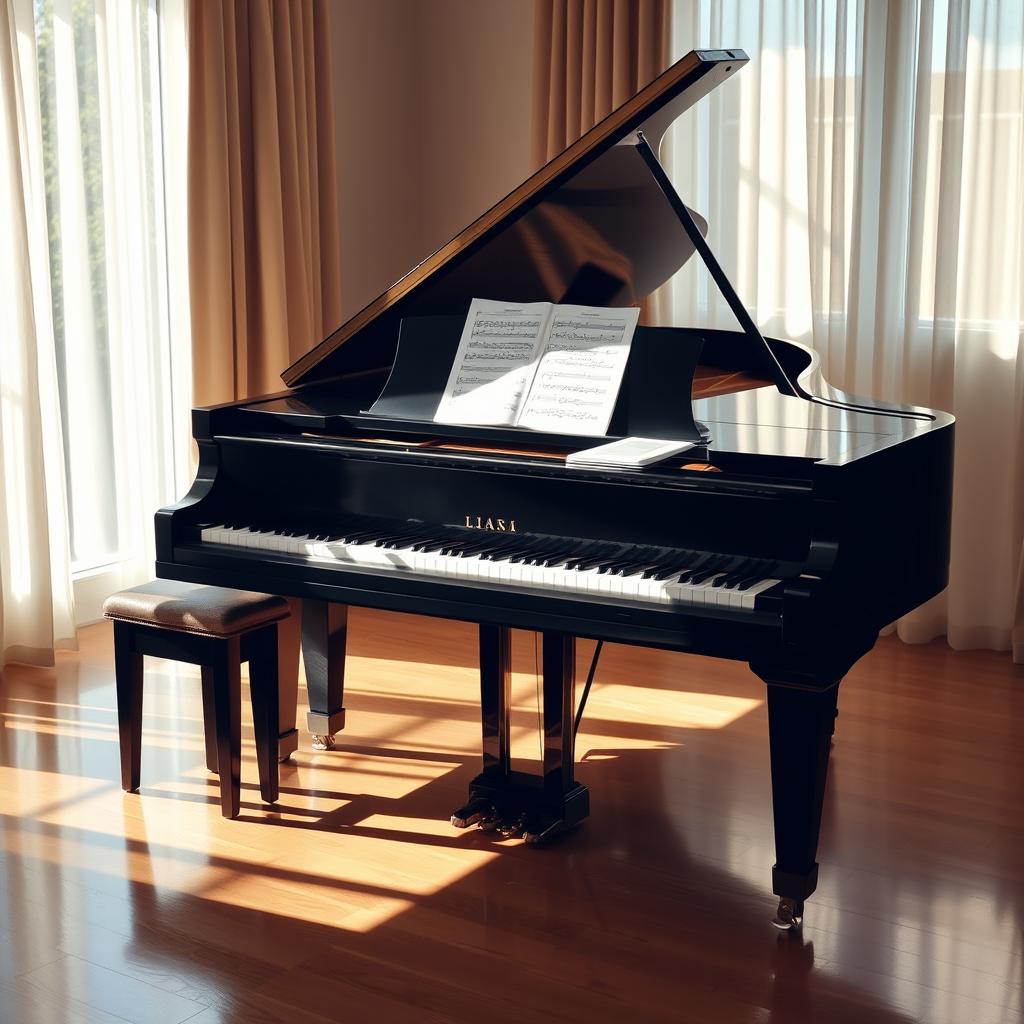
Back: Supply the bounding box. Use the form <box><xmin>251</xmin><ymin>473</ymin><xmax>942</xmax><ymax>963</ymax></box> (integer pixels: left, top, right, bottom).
<box><xmin>156</xmin><ymin>50</ymin><xmax>954</xmax><ymax>929</ymax></box>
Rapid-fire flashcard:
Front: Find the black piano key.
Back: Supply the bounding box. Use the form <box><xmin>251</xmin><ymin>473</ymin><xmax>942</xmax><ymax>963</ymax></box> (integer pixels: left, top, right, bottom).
<box><xmin>734</xmin><ymin>575</ymin><xmax>763</xmax><ymax>592</ymax></box>
<box><xmin>441</xmin><ymin>536</ymin><xmax>491</xmax><ymax>556</ymax></box>
<box><xmin>626</xmin><ymin>558</ymin><xmax>666</xmax><ymax>577</ymax></box>
<box><xmin>479</xmin><ymin>537</ymin><xmax>524</xmax><ymax>560</ymax></box>
<box><xmin>560</xmin><ymin>541</ymin><xmax>608</xmax><ymax>569</ymax></box>
<box><xmin>606</xmin><ymin>547</ymin><xmax>655</xmax><ymax>574</ymax></box>
<box><xmin>571</xmin><ymin>544</ymin><xmax>622</xmax><ymax>571</ymax></box>
<box><xmin>509</xmin><ymin>538</ymin><xmax>561</xmax><ymax>563</ymax></box>
<box><xmin>687</xmin><ymin>567</ymin><xmax>721</xmax><ymax>586</ymax></box>
<box><xmin>648</xmin><ymin>551</ymin><xmax>704</xmax><ymax>580</ymax></box>
<box><xmin>411</xmin><ymin>534</ymin><xmax>451</xmax><ymax>552</ymax></box>
<box><xmin>538</xmin><ymin>549</ymin><xmax>577</xmax><ymax>567</ymax></box>
<box><xmin>381</xmin><ymin>528</ymin><xmax>431</xmax><ymax>549</ymax></box>
<box><xmin>525</xmin><ymin>541</ymin><xmax>567</xmax><ymax>565</ymax></box>
<box><xmin>338</xmin><ymin>529</ymin><xmax>379</xmax><ymax>543</ymax></box>
<box><xmin>453</xmin><ymin>538</ymin><xmax>500</xmax><ymax>557</ymax></box>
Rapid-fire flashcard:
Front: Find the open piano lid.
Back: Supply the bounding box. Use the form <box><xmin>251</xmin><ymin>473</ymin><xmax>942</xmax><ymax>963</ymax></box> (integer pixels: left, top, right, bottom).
<box><xmin>283</xmin><ymin>49</ymin><xmax>750</xmax><ymax>390</ymax></box>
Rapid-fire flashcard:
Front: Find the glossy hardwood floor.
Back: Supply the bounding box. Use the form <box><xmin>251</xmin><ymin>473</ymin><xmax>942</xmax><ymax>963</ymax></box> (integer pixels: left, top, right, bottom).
<box><xmin>0</xmin><ymin>609</ymin><xmax>1021</xmax><ymax>1024</ymax></box>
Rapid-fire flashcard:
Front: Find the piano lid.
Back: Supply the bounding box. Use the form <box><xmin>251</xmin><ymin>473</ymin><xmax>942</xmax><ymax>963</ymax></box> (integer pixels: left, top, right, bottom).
<box><xmin>283</xmin><ymin>49</ymin><xmax>748</xmax><ymax>389</ymax></box>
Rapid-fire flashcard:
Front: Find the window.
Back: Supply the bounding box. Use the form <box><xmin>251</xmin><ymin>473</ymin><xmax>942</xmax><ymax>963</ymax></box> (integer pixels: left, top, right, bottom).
<box><xmin>31</xmin><ymin>0</ymin><xmax>190</xmax><ymax>585</ymax></box>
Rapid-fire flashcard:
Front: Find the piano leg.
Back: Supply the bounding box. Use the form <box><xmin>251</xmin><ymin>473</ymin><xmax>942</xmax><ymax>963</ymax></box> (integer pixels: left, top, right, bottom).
<box><xmin>300</xmin><ymin>600</ymin><xmax>348</xmax><ymax>750</ymax></box>
<box><xmin>452</xmin><ymin>623</ymin><xmax>511</xmax><ymax>829</ymax></box>
<box><xmin>758</xmin><ymin>675</ymin><xmax>841</xmax><ymax>930</ymax></box>
<box><xmin>276</xmin><ymin>598</ymin><xmax>301</xmax><ymax>762</ymax></box>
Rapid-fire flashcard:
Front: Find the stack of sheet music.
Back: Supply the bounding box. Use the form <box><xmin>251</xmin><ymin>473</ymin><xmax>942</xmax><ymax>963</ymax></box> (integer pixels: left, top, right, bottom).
<box><xmin>565</xmin><ymin>437</ymin><xmax>695</xmax><ymax>470</ymax></box>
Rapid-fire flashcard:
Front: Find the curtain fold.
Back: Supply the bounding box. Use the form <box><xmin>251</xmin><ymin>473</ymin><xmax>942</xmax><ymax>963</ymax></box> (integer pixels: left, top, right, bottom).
<box><xmin>533</xmin><ymin>0</ymin><xmax>671</xmax><ymax>166</ymax></box>
<box><xmin>533</xmin><ymin>0</ymin><xmax>671</xmax><ymax>323</ymax></box>
<box><xmin>188</xmin><ymin>0</ymin><xmax>341</xmax><ymax>407</ymax></box>
<box><xmin>0</xmin><ymin>0</ymin><xmax>76</xmax><ymax>666</ymax></box>
<box><xmin>667</xmin><ymin>0</ymin><xmax>1024</xmax><ymax>661</ymax></box>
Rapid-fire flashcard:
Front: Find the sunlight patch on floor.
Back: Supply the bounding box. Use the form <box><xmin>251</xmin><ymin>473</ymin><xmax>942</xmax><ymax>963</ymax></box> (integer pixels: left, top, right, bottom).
<box><xmin>586</xmin><ymin>682</ymin><xmax>761</xmax><ymax>729</ymax></box>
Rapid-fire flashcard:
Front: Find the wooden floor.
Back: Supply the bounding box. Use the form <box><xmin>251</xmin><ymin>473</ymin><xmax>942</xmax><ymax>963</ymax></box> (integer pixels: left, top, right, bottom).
<box><xmin>0</xmin><ymin>610</ymin><xmax>1022</xmax><ymax>1024</ymax></box>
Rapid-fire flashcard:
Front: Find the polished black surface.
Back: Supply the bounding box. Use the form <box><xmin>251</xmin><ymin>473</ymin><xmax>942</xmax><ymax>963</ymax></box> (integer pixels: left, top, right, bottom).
<box><xmin>156</xmin><ymin>48</ymin><xmax>954</xmax><ymax>926</ymax></box>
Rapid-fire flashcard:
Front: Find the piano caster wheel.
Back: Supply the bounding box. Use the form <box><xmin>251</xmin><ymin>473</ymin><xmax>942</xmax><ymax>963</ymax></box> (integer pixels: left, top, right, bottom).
<box><xmin>771</xmin><ymin>897</ymin><xmax>804</xmax><ymax>931</ymax></box>
<box><xmin>523</xmin><ymin>813</ymin><xmax>564</xmax><ymax>846</ymax></box>
<box><xmin>451</xmin><ymin>797</ymin><xmax>493</xmax><ymax>829</ymax></box>
<box><xmin>311</xmin><ymin>733</ymin><xmax>336</xmax><ymax>751</ymax></box>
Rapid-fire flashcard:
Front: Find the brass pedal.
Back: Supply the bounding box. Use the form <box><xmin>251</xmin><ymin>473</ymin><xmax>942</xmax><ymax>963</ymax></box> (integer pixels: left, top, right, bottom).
<box><xmin>523</xmin><ymin>813</ymin><xmax>564</xmax><ymax>845</ymax></box>
<box><xmin>496</xmin><ymin>809</ymin><xmax>529</xmax><ymax>839</ymax></box>
<box><xmin>450</xmin><ymin>797</ymin><xmax>493</xmax><ymax>829</ymax></box>
<box><xmin>477</xmin><ymin>807</ymin><xmax>500</xmax><ymax>832</ymax></box>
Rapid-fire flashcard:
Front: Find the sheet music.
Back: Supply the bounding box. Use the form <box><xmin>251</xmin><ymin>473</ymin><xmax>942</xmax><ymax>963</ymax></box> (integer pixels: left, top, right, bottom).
<box><xmin>515</xmin><ymin>304</ymin><xmax>640</xmax><ymax>435</ymax></box>
<box><xmin>433</xmin><ymin>299</ymin><xmax>552</xmax><ymax>426</ymax></box>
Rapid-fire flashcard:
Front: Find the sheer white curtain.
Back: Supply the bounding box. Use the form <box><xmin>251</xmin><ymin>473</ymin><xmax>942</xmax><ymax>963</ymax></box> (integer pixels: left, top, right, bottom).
<box><xmin>0</xmin><ymin>0</ymin><xmax>190</xmax><ymax>666</ymax></box>
<box><xmin>667</xmin><ymin>0</ymin><xmax>1024</xmax><ymax>662</ymax></box>
<box><xmin>1</xmin><ymin>0</ymin><xmax>75</xmax><ymax>666</ymax></box>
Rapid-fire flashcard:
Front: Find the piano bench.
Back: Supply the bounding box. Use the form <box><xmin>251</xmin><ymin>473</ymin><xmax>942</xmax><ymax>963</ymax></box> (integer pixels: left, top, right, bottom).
<box><xmin>103</xmin><ymin>580</ymin><xmax>291</xmax><ymax>819</ymax></box>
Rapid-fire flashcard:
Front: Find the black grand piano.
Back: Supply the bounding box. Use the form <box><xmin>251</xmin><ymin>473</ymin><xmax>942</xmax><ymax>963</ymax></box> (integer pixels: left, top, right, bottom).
<box><xmin>156</xmin><ymin>50</ymin><xmax>954</xmax><ymax>929</ymax></box>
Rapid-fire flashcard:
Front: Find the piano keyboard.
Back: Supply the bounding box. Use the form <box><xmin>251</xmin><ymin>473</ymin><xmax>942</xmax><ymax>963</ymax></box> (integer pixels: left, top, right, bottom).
<box><xmin>198</xmin><ymin>519</ymin><xmax>783</xmax><ymax>610</ymax></box>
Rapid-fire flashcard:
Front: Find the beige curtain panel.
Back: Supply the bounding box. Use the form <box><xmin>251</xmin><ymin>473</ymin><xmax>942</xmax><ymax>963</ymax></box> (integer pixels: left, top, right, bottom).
<box><xmin>532</xmin><ymin>0</ymin><xmax>670</xmax><ymax>324</ymax></box>
<box><xmin>532</xmin><ymin>0</ymin><xmax>670</xmax><ymax>166</ymax></box>
<box><xmin>188</xmin><ymin>0</ymin><xmax>341</xmax><ymax>406</ymax></box>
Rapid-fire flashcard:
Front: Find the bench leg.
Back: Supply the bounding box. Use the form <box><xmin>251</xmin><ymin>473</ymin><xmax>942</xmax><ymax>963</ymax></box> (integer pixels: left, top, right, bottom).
<box><xmin>211</xmin><ymin>637</ymin><xmax>242</xmax><ymax>819</ymax></box>
<box><xmin>200</xmin><ymin>667</ymin><xmax>219</xmax><ymax>773</ymax></box>
<box><xmin>248</xmin><ymin>625</ymin><xmax>280</xmax><ymax>804</ymax></box>
<box><xmin>276</xmin><ymin>598</ymin><xmax>301</xmax><ymax>762</ymax></box>
<box><xmin>113</xmin><ymin>622</ymin><xmax>144</xmax><ymax>793</ymax></box>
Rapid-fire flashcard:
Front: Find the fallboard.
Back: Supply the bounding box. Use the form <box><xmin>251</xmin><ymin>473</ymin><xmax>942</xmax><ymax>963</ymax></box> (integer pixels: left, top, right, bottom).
<box><xmin>198</xmin><ymin>435</ymin><xmax>813</xmax><ymax>562</ymax></box>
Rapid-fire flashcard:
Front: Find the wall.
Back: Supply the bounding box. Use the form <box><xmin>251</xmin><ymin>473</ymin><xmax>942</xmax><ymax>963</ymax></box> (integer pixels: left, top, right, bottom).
<box><xmin>412</xmin><ymin>0</ymin><xmax>536</xmax><ymax>256</ymax></box>
<box><xmin>329</xmin><ymin>0</ymin><xmax>421</xmax><ymax>319</ymax></box>
<box><xmin>329</xmin><ymin>0</ymin><xmax>536</xmax><ymax>322</ymax></box>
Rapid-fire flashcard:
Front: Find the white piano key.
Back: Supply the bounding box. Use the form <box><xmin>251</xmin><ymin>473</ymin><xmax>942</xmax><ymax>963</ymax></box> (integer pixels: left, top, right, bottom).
<box><xmin>739</xmin><ymin>578</ymin><xmax>781</xmax><ymax>610</ymax></box>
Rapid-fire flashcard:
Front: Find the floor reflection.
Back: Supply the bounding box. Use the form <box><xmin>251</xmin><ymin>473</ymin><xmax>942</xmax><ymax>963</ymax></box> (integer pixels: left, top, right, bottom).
<box><xmin>0</xmin><ymin>610</ymin><xmax>1021</xmax><ymax>1023</ymax></box>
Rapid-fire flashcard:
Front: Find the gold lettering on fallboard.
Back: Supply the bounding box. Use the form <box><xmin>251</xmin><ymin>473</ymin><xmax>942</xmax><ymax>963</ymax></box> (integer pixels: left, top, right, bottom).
<box><xmin>463</xmin><ymin>516</ymin><xmax>518</xmax><ymax>532</ymax></box>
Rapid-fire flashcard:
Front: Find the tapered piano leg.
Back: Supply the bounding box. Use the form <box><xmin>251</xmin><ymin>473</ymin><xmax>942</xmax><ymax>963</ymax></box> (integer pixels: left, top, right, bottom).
<box><xmin>452</xmin><ymin>624</ymin><xmax>511</xmax><ymax>829</ymax></box>
<box><xmin>300</xmin><ymin>600</ymin><xmax>347</xmax><ymax>750</ymax></box>
<box><xmin>759</xmin><ymin>676</ymin><xmax>840</xmax><ymax>929</ymax></box>
<box><xmin>275</xmin><ymin>598</ymin><xmax>301</xmax><ymax>762</ymax></box>
<box><xmin>541</xmin><ymin>631</ymin><xmax>575</xmax><ymax>798</ymax></box>
<box><xmin>481</xmin><ymin>623</ymin><xmax>512</xmax><ymax>779</ymax></box>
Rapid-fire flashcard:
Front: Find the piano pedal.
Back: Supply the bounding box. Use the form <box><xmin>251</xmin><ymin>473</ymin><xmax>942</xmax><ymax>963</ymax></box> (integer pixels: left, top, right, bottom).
<box><xmin>496</xmin><ymin>809</ymin><xmax>529</xmax><ymax>839</ymax></box>
<box><xmin>311</xmin><ymin>733</ymin><xmax>336</xmax><ymax>751</ymax></box>
<box><xmin>771</xmin><ymin>897</ymin><xmax>804</xmax><ymax>931</ymax></box>
<box><xmin>450</xmin><ymin>797</ymin><xmax>493</xmax><ymax>829</ymax></box>
<box><xmin>522</xmin><ymin>812</ymin><xmax>565</xmax><ymax>846</ymax></box>
<box><xmin>477</xmin><ymin>805</ymin><xmax>501</xmax><ymax>832</ymax></box>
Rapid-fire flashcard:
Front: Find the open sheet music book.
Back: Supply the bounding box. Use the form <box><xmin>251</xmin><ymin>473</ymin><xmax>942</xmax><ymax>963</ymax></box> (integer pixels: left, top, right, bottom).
<box><xmin>433</xmin><ymin>298</ymin><xmax>640</xmax><ymax>436</ymax></box>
